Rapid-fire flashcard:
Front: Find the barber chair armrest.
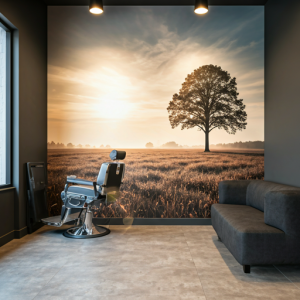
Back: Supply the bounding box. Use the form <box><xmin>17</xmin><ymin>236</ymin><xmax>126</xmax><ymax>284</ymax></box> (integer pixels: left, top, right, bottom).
<box><xmin>65</xmin><ymin>178</ymin><xmax>98</xmax><ymax>199</ymax></box>
<box><xmin>66</xmin><ymin>178</ymin><xmax>96</xmax><ymax>186</ymax></box>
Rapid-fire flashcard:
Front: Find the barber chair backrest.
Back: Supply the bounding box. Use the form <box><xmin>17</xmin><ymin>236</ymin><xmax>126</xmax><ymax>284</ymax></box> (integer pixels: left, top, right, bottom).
<box><xmin>97</xmin><ymin>163</ymin><xmax>125</xmax><ymax>195</ymax></box>
<box><xmin>97</xmin><ymin>150</ymin><xmax>126</xmax><ymax>195</ymax></box>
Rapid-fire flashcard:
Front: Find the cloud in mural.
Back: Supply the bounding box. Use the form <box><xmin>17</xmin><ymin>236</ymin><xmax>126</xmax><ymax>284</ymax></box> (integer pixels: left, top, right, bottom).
<box><xmin>48</xmin><ymin>6</ymin><xmax>264</xmax><ymax>148</ymax></box>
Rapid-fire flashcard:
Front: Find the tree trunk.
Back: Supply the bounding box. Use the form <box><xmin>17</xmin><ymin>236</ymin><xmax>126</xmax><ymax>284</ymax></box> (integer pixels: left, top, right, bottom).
<box><xmin>204</xmin><ymin>131</ymin><xmax>210</xmax><ymax>152</ymax></box>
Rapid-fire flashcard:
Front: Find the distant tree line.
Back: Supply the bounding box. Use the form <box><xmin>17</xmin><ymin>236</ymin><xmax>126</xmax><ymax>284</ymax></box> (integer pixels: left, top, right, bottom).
<box><xmin>145</xmin><ymin>140</ymin><xmax>264</xmax><ymax>150</ymax></box>
<box><xmin>212</xmin><ymin>141</ymin><xmax>264</xmax><ymax>150</ymax></box>
<box><xmin>47</xmin><ymin>141</ymin><xmax>111</xmax><ymax>149</ymax></box>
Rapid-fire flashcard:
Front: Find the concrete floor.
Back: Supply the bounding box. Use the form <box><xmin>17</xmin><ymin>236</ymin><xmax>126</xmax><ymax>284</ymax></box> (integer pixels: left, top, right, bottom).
<box><xmin>0</xmin><ymin>225</ymin><xmax>300</xmax><ymax>300</ymax></box>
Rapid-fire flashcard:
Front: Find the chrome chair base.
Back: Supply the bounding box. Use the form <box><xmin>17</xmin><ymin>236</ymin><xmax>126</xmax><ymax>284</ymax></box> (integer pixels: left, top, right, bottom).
<box><xmin>63</xmin><ymin>205</ymin><xmax>110</xmax><ymax>239</ymax></box>
<box><xmin>63</xmin><ymin>224</ymin><xmax>110</xmax><ymax>239</ymax></box>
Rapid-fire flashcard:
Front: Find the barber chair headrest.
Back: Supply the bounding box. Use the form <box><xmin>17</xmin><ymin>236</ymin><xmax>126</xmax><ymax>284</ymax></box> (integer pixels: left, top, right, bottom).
<box><xmin>109</xmin><ymin>150</ymin><xmax>126</xmax><ymax>161</ymax></box>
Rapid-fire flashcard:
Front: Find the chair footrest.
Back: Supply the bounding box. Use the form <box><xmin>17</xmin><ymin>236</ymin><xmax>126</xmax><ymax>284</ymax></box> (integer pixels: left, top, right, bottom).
<box><xmin>42</xmin><ymin>213</ymin><xmax>79</xmax><ymax>227</ymax></box>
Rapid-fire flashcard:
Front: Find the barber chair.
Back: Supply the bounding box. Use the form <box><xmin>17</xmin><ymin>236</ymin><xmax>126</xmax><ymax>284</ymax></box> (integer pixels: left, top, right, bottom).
<box><xmin>42</xmin><ymin>150</ymin><xmax>126</xmax><ymax>238</ymax></box>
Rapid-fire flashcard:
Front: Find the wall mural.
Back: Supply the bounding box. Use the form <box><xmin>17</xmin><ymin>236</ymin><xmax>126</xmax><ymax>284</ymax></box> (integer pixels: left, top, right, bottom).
<box><xmin>47</xmin><ymin>6</ymin><xmax>264</xmax><ymax>218</ymax></box>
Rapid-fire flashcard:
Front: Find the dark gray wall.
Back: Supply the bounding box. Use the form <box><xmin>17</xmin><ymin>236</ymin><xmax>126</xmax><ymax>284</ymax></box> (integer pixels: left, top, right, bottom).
<box><xmin>0</xmin><ymin>188</ymin><xmax>15</xmax><ymax>246</ymax></box>
<box><xmin>1</xmin><ymin>0</ymin><xmax>299</xmax><ymax>245</ymax></box>
<box><xmin>265</xmin><ymin>0</ymin><xmax>300</xmax><ymax>187</ymax></box>
<box><xmin>0</xmin><ymin>0</ymin><xmax>47</xmax><ymax>246</ymax></box>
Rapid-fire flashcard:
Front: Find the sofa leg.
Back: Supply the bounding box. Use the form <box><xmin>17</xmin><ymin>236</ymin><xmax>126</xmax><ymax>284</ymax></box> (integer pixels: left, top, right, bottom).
<box><xmin>243</xmin><ymin>265</ymin><xmax>251</xmax><ymax>273</ymax></box>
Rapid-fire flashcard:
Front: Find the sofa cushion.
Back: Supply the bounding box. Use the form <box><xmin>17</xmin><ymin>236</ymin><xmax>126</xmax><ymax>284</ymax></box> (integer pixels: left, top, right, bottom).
<box><xmin>246</xmin><ymin>180</ymin><xmax>300</xmax><ymax>212</ymax></box>
<box><xmin>211</xmin><ymin>204</ymin><xmax>291</xmax><ymax>265</ymax></box>
<box><xmin>219</xmin><ymin>180</ymin><xmax>252</xmax><ymax>205</ymax></box>
<box><xmin>264</xmin><ymin>190</ymin><xmax>300</xmax><ymax>238</ymax></box>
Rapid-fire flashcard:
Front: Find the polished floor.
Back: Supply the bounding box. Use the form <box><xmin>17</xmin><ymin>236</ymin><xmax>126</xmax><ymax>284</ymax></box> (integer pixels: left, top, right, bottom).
<box><xmin>0</xmin><ymin>225</ymin><xmax>300</xmax><ymax>300</ymax></box>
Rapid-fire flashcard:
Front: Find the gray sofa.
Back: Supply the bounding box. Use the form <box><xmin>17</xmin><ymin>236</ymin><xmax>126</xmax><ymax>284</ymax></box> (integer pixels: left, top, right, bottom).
<box><xmin>211</xmin><ymin>180</ymin><xmax>300</xmax><ymax>273</ymax></box>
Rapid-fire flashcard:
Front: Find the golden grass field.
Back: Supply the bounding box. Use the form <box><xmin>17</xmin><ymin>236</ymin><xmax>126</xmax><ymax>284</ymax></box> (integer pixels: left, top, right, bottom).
<box><xmin>47</xmin><ymin>148</ymin><xmax>264</xmax><ymax>218</ymax></box>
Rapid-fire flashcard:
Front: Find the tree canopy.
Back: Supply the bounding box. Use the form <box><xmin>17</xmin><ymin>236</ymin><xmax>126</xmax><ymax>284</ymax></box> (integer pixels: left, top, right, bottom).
<box><xmin>167</xmin><ymin>65</ymin><xmax>247</xmax><ymax>152</ymax></box>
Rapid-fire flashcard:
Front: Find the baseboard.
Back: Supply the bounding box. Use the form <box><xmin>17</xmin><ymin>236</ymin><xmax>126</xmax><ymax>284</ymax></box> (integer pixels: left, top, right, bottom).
<box><xmin>0</xmin><ymin>231</ymin><xmax>15</xmax><ymax>247</ymax></box>
<box><xmin>0</xmin><ymin>226</ymin><xmax>29</xmax><ymax>247</ymax></box>
<box><xmin>14</xmin><ymin>226</ymin><xmax>29</xmax><ymax>239</ymax></box>
<box><xmin>93</xmin><ymin>218</ymin><xmax>212</xmax><ymax>226</ymax></box>
<box><xmin>0</xmin><ymin>223</ymin><xmax>46</xmax><ymax>247</ymax></box>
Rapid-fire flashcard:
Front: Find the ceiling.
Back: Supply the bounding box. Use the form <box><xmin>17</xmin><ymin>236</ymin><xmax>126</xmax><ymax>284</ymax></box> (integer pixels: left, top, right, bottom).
<box><xmin>43</xmin><ymin>0</ymin><xmax>268</xmax><ymax>6</ymax></box>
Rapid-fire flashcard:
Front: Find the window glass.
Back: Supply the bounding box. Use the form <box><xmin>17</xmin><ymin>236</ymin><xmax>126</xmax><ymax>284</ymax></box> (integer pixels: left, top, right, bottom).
<box><xmin>0</xmin><ymin>24</ymin><xmax>10</xmax><ymax>186</ymax></box>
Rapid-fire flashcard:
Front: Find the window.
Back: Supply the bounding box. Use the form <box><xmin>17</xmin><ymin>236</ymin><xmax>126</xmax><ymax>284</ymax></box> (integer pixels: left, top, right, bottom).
<box><xmin>0</xmin><ymin>22</ymin><xmax>11</xmax><ymax>187</ymax></box>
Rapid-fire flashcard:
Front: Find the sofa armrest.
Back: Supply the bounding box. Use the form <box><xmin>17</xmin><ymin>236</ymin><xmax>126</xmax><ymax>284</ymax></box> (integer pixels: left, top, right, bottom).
<box><xmin>218</xmin><ymin>180</ymin><xmax>252</xmax><ymax>205</ymax></box>
<box><xmin>264</xmin><ymin>191</ymin><xmax>300</xmax><ymax>237</ymax></box>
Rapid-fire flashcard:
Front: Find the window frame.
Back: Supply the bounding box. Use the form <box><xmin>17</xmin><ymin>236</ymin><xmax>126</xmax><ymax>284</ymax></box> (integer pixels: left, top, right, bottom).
<box><xmin>0</xmin><ymin>20</ymin><xmax>12</xmax><ymax>189</ymax></box>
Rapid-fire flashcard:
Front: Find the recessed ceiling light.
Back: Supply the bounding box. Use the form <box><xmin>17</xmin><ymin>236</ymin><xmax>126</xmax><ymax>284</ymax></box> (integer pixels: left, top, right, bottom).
<box><xmin>89</xmin><ymin>0</ymin><xmax>104</xmax><ymax>15</ymax></box>
<box><xmin>194</xmin><ymin>0</ymin><xmax>209</xmax><ymax>15</ymax></box>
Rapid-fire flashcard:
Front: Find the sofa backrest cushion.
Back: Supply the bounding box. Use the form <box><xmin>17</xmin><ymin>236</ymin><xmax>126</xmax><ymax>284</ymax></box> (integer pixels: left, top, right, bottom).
<box><xmin>264</xmin><ymin>190</ymin><xmax>300</xmax><ymax>237</ymax></box>
<box><xmin>246</xmin><ymin>181</ymin><xmax>300</xmax><ymax>212</ymax></box>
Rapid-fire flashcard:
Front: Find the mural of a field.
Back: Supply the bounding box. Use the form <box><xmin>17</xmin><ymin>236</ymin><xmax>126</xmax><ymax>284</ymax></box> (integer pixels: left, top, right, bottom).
<box><xmin>47</xmin><ymin>149</ymin><xmax>264</xmax><ymax>218</ymax></box>
<box><xmin>48</xmin><ymin>6</ymin><xmax>264</xmax><ymax>218</ymax></box>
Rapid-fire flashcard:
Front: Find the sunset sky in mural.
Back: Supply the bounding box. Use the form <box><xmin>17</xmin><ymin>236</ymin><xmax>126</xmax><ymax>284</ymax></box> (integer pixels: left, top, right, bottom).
<box><xmin>48</xmin><ymin>6</ymin><xmax>264</xmax><ymax>148</ymax></box>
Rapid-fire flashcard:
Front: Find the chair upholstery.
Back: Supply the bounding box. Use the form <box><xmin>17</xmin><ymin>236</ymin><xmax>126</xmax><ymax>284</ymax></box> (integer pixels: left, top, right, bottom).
<box><xmin>265</xmin><ymin>190</ymin><xmax>300</xmax><ymax>238</ymax></box>
<box><xmin>62</xmin><ymin>157</ymin><xmax>125</xmax><ymax>204</ymax></box>
<box><xmin>109</xmin><ymin>150</ymin><xmax>126</xmax><ymax>160</ymax></box>
<box><xmin>219</xmin><ymin>180</ymin><xmax>252</xmax><ymax>205</ymax></box>
<box><xmin>61</xmin><ymin>186</ymin><xmax>100</xmax><ymax>201</ymax></box>
<box><xmin>211</xmin><ymin>204</ymin><xmax>287</xmax><ymax>265</ymax></box>
<box><xmin>96</xmin><ymin>162</ymin><xmax>125</xmax><ymax>195</ymax></box>
<box><xmin>246</xmin><ymin>180</ymin><xmax>300</xmax><ymax>212</ymax></box>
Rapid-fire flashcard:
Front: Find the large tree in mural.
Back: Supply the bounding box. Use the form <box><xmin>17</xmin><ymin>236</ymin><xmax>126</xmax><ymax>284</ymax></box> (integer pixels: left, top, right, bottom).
<box><xmin>167</xmin><ymin>65</ymin><xmax>247</xmax><ymax>152</ymax></box>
